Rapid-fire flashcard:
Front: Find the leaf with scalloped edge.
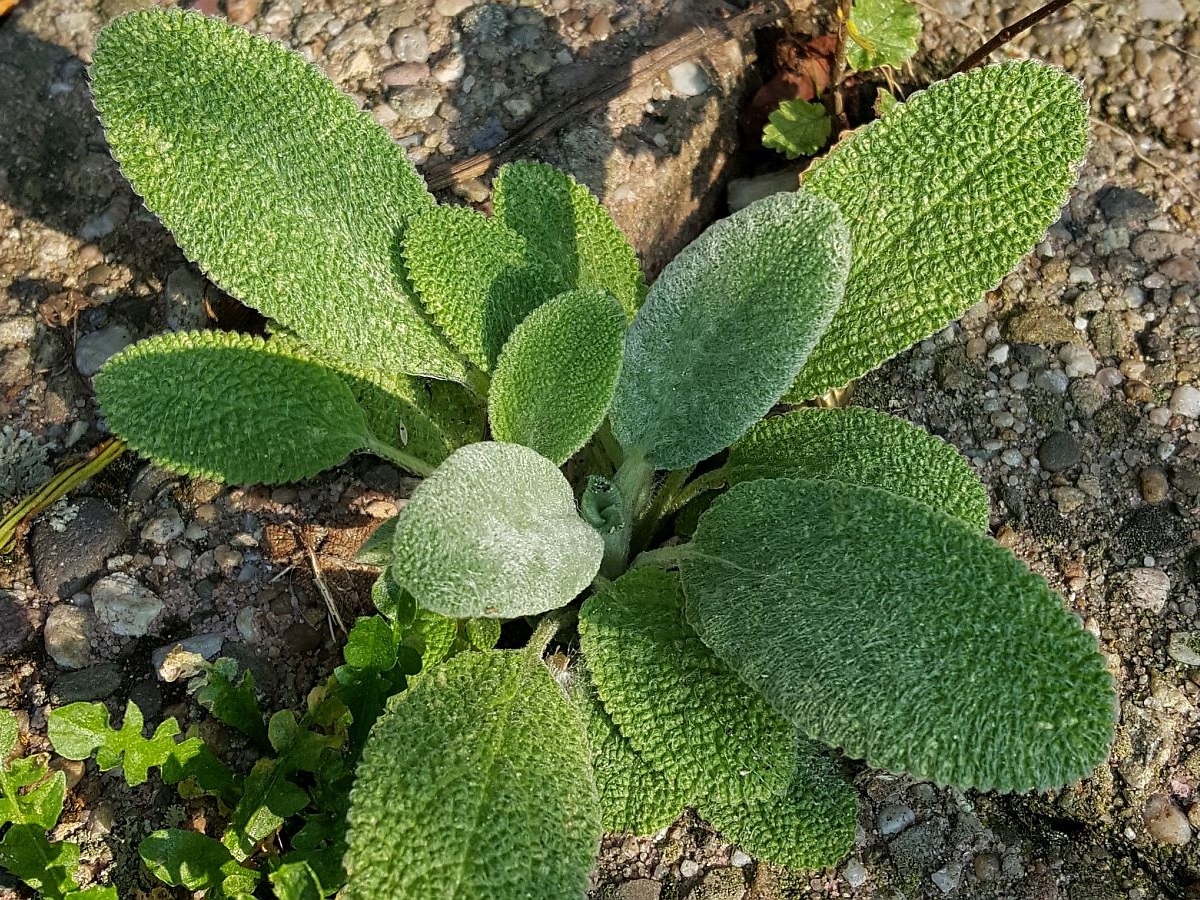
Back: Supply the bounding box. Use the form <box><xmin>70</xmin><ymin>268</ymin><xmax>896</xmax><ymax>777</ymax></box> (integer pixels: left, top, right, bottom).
<box><xmin>846</xmin><ymin>0</ymin><xmax>921</xmax><ymax>71</ymax></box>
<box><xmin>390</xmin><ymin>442</ymin><xmax>603</xmax><ymax>618</ymax></box>
<box><xmin>489</xmin><ymin>289</ymin><xmax>626</xmax><ymax>465</ymax></box>
<box><xmin>95</xmin><ymin>331</ymin><xmax>384</xmax><ymax>484</ymax></box>
<box><xmin>722</xmin><ymin>407</ymin><xmax>989</xmax><ymax>529</ymax></box>
<box><xmin>763</xmin><ymin>99</ymin><xmax>831</xmax><ymax>159</ymax></box>
<box><xmin>91</xmin><ymin>9</ymin><xmax>467</xmax><ymax>382</ymax></box>
<box><xmin>344</xmin><ymin>650</ymin><xmax>601</xmax><ymax>900</ymax></box>
<box><xmin>684</xmin><ymin>477</ymin><xmax>1116</xmax><ymax>792</ymax></box>
<box><xmin>787</xmin><ymin>61</ymin><xmax>1088</xmax><ymax>401</ymax></box>
<box><xmin>1</xmin><ymin>710</ymin><xmax>65</xmax><ymax>832</ymax></box>
<box><xmin>610</xmin><ymin>190</ymin><xmax>849</xmax><ymax>470</ymax></box>
<box><xmin>494</xmin><ymin>161</ymin><xmax>645</xmax><ymax>318</ymax></box>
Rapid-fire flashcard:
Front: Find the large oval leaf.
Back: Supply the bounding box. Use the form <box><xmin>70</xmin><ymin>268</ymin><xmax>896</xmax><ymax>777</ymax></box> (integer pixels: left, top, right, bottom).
<box><xmin>95</xmin><ymin>332</ymin><xmax>376</xmax><ymax>484</ymax></box>
<box><xmin>489</xmin><ymin>289</ymin><xmax>626</xmax><ymax>466</ymax></box>
<box><xmin>683</xmin><ymin>478</ymin><xmax>1115</xmax><ymax>792</ymax></box>
<box><xmin>724</xmin><ymin>407</ymin><xmax>990</xmax><ymax>529</ymax></box>
<box><xmin>91</xmin><ymin>10</ymin><xmax>466</xmax><ymax>382</ymax></box>
<box><xmin>788</xmin><ymin>61</ymin><xmax>1088</xmax><ymax>400</ymax></box>
<box><xmin>390</xmin><ymin>442</ymin><xmax>603</xmax><ymax>618</ymax></box>
<box><xmin>610</xmin><ymin>190</ymin><xmax>849</xmax><ymax>470</ymax></box>
<box><xmin>344</xmin><ymin>650</ymin><xmax>601</xmax><ymax>900</ymax></box>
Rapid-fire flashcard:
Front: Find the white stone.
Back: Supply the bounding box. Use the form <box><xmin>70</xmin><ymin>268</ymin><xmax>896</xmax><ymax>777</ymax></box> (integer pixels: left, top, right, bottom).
<box><xmin>1059</xmin><ymin>344</ymin><xmax>1097</xmax><ymax>378</ymax></box>
<box><xmin>730</xmin><ymin>850</ymin><xmax>752</xmax><ymax>867</ymax></box>
<box><xmin>44</xmin><ymin>605</ymin><xmax>93</xmax><ymax>669</ymax></box>
<box><xmin>1068</xmin><ymin>266</ymin><xmax>1095</xmax><ymax>284</ymax></box>
<box><xmin>667</xmin><ymin>61</ymin><xmax>709</xmax><ymax>98</ymax></box>
<box><xmin>91</xmin><ymin>574</ymin><xmax>163</xmax><ymax>637</ymax></box>
<box><xmin>843</xmin><ymin>859</ymin><xmax>869</xmax><ymax>888</ymax></box>
<box><xmin>434</xmin><ymin>0</ymin><xmax>474</xmax><ymax>16</ymax></box>
<box><xmin>1140</xmin><ymin>0</ymin><xmax>1185</xmax><ymax>22</ymax></box>
<box><xmin>1169</xmin><ymin>384</ymin><xmax>1200</xmax><ymax>418</ymax></box>
<box><xmin>1126</xmin><ymin>567</ymin><xmax>1170</xmax><ymax>613</ymax></box>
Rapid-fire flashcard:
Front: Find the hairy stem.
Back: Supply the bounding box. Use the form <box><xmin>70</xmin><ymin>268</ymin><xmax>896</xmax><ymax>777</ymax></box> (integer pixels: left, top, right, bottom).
<box><xmin>630</xmin><ymin>466</ymin><xmax>693</xmax><ymax>555</ymax></box>
<box><xmin>629</xmin><ymin>544</ymin><xmax>693</xmax><ymax>571</ymax></box>
<box><xmin>827</xmin><ymin>0</ymin><xmax>854</xmax><ymax>135</ymax></box>
<box><xmin>527</xmin><ymin>612</ymin><xmax>567</xmax><ymax>657</ymax></box>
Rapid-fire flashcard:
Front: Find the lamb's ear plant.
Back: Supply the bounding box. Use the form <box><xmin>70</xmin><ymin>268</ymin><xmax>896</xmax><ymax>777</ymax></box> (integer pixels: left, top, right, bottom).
<box><xmin>84</xmin><ymin>8</ymin><xmax>1114</xmax><ymax>897</ymax></box>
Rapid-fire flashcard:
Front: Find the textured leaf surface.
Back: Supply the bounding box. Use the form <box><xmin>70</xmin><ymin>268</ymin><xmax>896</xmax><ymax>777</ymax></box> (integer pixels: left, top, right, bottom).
<box><xmin>763</xmin><ymin>99</ymin><xmax>831</xmax><ymax>158</ymax></box>
<box><xmin>494</xmin><ymin>161</ymin><xmax>645</xmax><ymax>318</ymax></box>
<box><xmin>846</xmin><ymin>0</ymin><xmax>921</xmax><ymax>71</ymax></box>
<box><xmin>489</xmin><ymin>289</ymin><xmax>626</xmax><ymax>465</ymax></box>
<box><xmin>1</xmin><ymin>710</ymin><xmax>66</xmax><ymax>832</ymax></box>
<box><xmin>344</xmin><ymin>650</ymin><xmax>601</xmax><ymax>900</ymax></box>
<box><xmin>139</xmin><ymin>830</ymin><xmax>259</xmax><ymax>895</ymax></box>
<box><xmin>390</xmin><ymin>442</ymin><xmax>603</xmax><ymax>618</ymax></box>
<box><xmin>610</xmin><ymin>191</ymin><xmax>849</xmax><ymax>470</ymax></box>
<box><xmin>95</xmin><ymin>332</ymin><xmax>376</xmax><ymax>484</ymax></box>
<box><xmin>91</xmin><ymin>10</ymin><xmax>466</xmax><ymax>381</ymax></box>
<box><xmin>684</xmin><ymin>478</ymin><xmax>1116</xmax><ymax>792</ymax></box>
<box><xmin>0</xmin><ymin>825</ymin><xmax>82</xmax><ymax>898</ymax></box>
<box><xmin>192</xmin><ymin>658</ymin><xmax>267</xmax><ymax>746</ymax></box>
<box><xmin>579</xmin><ymin>568</ymin><xmax>794</xmax><ymax>803</ymax></box>
<box><xmin>789</xmin><ymin>61</ymin><xmax>1088</xmax><ymax>400</ymax></box>
<box><xmin>724</xmin><ymin>407</ymin><xmax>989</xmax><ymax>529</ymax></box>
<box><xmin>49</xmin><ymin>701</ymin><xmax>186</xmax><ymax>787</ymax></box>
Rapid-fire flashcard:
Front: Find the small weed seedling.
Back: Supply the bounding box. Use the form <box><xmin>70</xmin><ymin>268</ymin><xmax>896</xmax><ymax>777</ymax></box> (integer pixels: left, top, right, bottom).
<box><xmin>55</xmin><ymin>9</ymin><xmax>1115</xmax><ymax>898</ymax></box>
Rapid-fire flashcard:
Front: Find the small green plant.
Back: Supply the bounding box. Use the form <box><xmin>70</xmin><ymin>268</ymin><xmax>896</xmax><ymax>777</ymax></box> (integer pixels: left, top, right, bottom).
<box><xmin>76</xmin><ymin>8</ymin><xmax>1113</xmax><ymax>898</ymax></box>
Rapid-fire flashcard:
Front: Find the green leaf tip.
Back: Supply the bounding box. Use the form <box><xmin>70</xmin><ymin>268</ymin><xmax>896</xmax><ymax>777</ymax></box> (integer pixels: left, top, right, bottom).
<box><xmin>390</xmin><ymin>442</ymin><xmax>603</xmax><ymax>618</ymax></box>
<box><xmin>610</xmin><ymin>189</ymin><xmax>850</xmax><ymax>470</ymax></box>
<box><xmin>763</xmin><ymin>99</ymin><xmax>832</xmax><ymax>159</ymax></box>
<box><xmin>789</xmin><ymin>60</ymin><xmax>1089</xmax><ymax>401</ymax></box>
<box><xmin>684</xmin><ymin>477</ymin><xmax>1116</xmax><ymax>793</ymax></box>
<box><xmin>489</xmin><ymin>289</ymin><xmax>627</xmax><ymax>465</ymax></box>
<box><xmin>95</xmin><ymin>330</ymin><xmax>378</xmax><ymax>484</ymax></box>
<box><xmin>91</xmin><ymin>8</ymin><xmax>469</xmax><ymax>382</ymax></box>
<box><xmin>344</xmin><ymin>650</ymin><xmax>601</xmax><ymax>900</ymax></box>
<box><xmin>846</xmin><ymin>0</ymin><xmax>922</xmax><ymax>71</ymax></box>
<box><xmin>725</xmin><ymin>406</ymin><xmax>990</xmax><ymax>529</ymax></box>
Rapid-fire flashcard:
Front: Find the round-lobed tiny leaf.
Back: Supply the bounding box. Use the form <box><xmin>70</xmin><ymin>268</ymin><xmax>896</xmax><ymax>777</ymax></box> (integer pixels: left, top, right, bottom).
<box><xmin>489</xmin><ymin>289</ymin><xmax>627</xmax><ymax>466</ymax></box>
<box><xmin>344</xmin><ymin>650</ymin><xmax>601</xmax><ymax>900</ymax></box>
<box><xmin>788</xmin><ymin>61</ymin><xmax>1089</xmax><ymax>401</ymax></box>
<box><xmin>390</xmin><ymin>442</ymin><xmax>603</xmax><ymax>618</ymax></box>
<box><xmin>762</xmin><ymin>99</ymin><xmax>832</xmax><ymax>159</ymax></box>
<box><xmin>95</xmin><ymin>331</ymin><xmax>377</xmax><ymax>484</ymax></box>
<box><xmin>724</xmin><ymin>407</ymin><xmax>990</xmax><ymax>529</ymax></box>
<box><xmin>845</xmin><ymin>0</ymin><xmax>922</xmax><ymax>72</ymax></box>
<box><xmin>90</xmin><ymin>9</ymin><xmax>467</xmax><ymax>382</ymax></box>
<box><xmin>494</xmin><ymin>161</ymin><xmax>646</xmax><ymax>318</ymax></box>
<box><xmin>610</xmin><ymin>190</ymin><xmax>849</xmax><ymax>470</ymax></box>
<box><xmin>683</xmin><ymin>478</ymin><xmax>1116</xmax><ymax>793</ymax></box>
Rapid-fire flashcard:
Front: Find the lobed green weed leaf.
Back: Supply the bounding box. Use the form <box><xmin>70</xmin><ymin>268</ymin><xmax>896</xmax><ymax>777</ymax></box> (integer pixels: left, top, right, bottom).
<box><xmin>192</xmin><ymin>658</ymin><xmax>269</xmax><ymax>747</ymax></box>
<box><xmin>140</xmin><ymin>829</ymin><xmax>260</xmax><ymax>898</ymax></box>
<box><xmin>341</xmin><ymin>616</ymin><xmax>400</xmax><ymax>674</ymax></box>
<box><xmin>610</xmin><ymin>190</ymin><xmax>849</xmax><ymax>470</ymax></box>
<box><xmin>344</xmin><ymin>650</ymin><xmax>601</xmax><ymax>900</ymax></box>
<box><xmin>789</xmin><ymin>61</ymin><xmax>1089</xmax><ymax>400</ymax></box>
<box><xmin>91</xmin><ymin>9</ymin><xmax>469</xmax><ymax>382</ymax></box>
<box><xmin>489</xmin><ymin>288</ymin><xmax>627</xmax><ymax>465</ymax></box>
<box><xmin>390</xmin><ymin>442</ymin><xmax>603</xmax><ymax>618</ymax></box>
<box><xmin>763</xmin><ymin>99</ymin><xmax>831</xmax><ymax>158</ymax></box>
<box><xmin>1</xmin><ymin>710</ymin><xmax>65</xmax><ymax>832</ymax></box>
<box><xmin>95</xmin><ymin>331</ymin><xmax>383</xmax><ymax>484</ymax></box>
<box><xmin>722</xmin><ymin>406</ymin><xmax>990</xmax><ymax>529</ymax></box>
<box><xmin>684</xmin><ymin>478</ymin><xmax>1117</xmax><ymax>792</ymax></box>
<box><xmin>846</xmin><ymin>0</ymin><xmax>922</xmax><ymax>71</ymax></box>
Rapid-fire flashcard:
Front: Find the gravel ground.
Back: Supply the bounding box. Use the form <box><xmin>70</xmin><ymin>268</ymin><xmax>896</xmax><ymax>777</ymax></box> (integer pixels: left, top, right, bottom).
<box><xmin>1</xmin><ymin>0</ymin><xmax>1199</xmax><ymax>898</ymax></box>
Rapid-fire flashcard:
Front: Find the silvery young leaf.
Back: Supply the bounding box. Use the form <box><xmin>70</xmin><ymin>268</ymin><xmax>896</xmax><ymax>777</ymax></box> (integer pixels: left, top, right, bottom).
<box><xmin>683</xmin><ymin>477</ymin><xmax>1116</xmax><ymax>792</ymax></box>
<box><xmin>610</xmin><ymin>190</ymin><xmax>849</xmax><ymax>470</ymax></box>
<box><xmin>762</xmin><ymin>99</ymin><xmax>832</xmax><ymax>159</ymax></box>
<box><xmin>723</xmin><ymin>407</ymin><xmax>989</xmax><ymax>529</ymax></box>
<box><xmin>91</xmin><ymin>9</ymin><xmax>467</xmax><ymax>381</ymax></box>
<box><xmin>788</xmin><ymin>61</ymin><xmax>1089</xmax><ymax>400</ymax></box>
<box><xmin>390</xmin><ymin>442</ymin><xmax>603</xmax><ymax>618</ymax></box>
<box><xmin>344</xmin><ymin>650</ymin><xmax>601</xmax><ymax>900</ymax></box>
<box><xmin>846</xmin><ymin>0</ymin><xmax>921</xmax><ymax>71</ymax></box>
<box><xmin>489</xmin><ymin>289</ymin><xmax>627</xmax><ymax>465</ymax></box>
<box><xmin>95</xmin><ymin>331</ymin><xmax>382</xmax><ymax>484</ymax></box>
<box><xmin>494</xmin><ymin>161</ymin><xmax>646</xmax><ymax>318</ymax></box>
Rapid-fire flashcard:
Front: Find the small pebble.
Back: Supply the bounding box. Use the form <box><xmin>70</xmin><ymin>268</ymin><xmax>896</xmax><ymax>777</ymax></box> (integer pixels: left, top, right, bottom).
<box><xmin>92</xmin><ymin>574</ymin><xmax>164</xmax><ymax>638</ymax></box>
<box><xmin>140</xmin><ymin>508</ymin><xmax>184</xmax><ymax>545</ymax></box>
<box><xmin>877</xmin><ymin>803</ymin><xmax>915</xmax><ymax>837</ymax></box>
<box><xmin>1035</xmin><ymin>369</ymin><xmax>1069</xmax><ymax>395</ymax></box>
<box><xmin>730</xmin><ymin>850</ymin><xmax>752</xmax><ymax>867</ymax></box>
<box><xmin>1000</xmin><ymin>448</ymin><xmax>1024</xmax><ymax>467</ymax></box>
<box><xmin>1038</xmin><ymin>431</ymin><xmax>1082</xmax><ymax>472</ymax></box>
<box><xmin>1169</xmin><ymin>384</ymin><xmax>1200</xmax><ymax>418</ymax></box>
<box><xmin>74</xmin><ymin>325</ymin><xmax>133</xmax><ymax>377</ymax></box>
<box><xmin>679</xmin><ymin>860</ymin><xmax>701</xmax><ymax>878</ymax></box>
<box><xmin>44</xmin><ymin>605</ymin><xmax>94</xmax><ymax>669</ymax></box>
<box><xmin>667</xmin><ymin>61</ymin><xmax>709</xmax><ymax>97</ymax></box>
<box><xmin>1125</xmin><ymin>566</ymin><xmax>1170</xmax><ymax>613</ymax></box>
<box><xmin>987</xmin><ymin>343</ymin><xmax>1010</xmax><ymax>365</ymax></box>
<box><xmin>843</xmin><ymin>859</ymin><xmax>868</xmax><ymax>888</ymax></box>
<box><xmin>1144</xmin><ymin>794</ymin><xmax>1192</xmax><ymax>845</ymax></box>
<box><xmin>1139</xmin><ymin>467</ymin><xmax>1170</xmax><ymax>503</ymax></box>
<box><xmin>1059</xmin><ymin>344</ymin><xmax>1097</xmax><ymax>378</ymax></box>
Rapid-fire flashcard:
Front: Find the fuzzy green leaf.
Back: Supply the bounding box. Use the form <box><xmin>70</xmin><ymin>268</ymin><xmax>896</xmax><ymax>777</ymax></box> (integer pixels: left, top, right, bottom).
<box><xmin>192</xmin><ymin>658</ymin><xmax>268</xmax><ymax>747</ymax></box>
<box><xmin>846</xmin><ymin>0</ymin><xmax>921</xmax><ymax>71</ymax></box>
<box><xmin>464</xmin><ymin>618</ymin><xmax>502</xmax><ymax>651</ymax></box>
<box><xmin>723</xmin><ymin>407</ymin><xmax>989</xmax><ymax>529</ymax></box>
<box><xmin>344</xmin><ymin>650</ymin><xmax>601</xmax><ymax>900</ymax></box>
<box><xmin>1</xmin><ymin>711</ymin><xmax>66</xmax><ymax>832</ymax></box>
<box><xmin>49</xmin><ymin>701</ymin><xmax>183</xmax><ymax>786</ymax></box>
<box><xmin>140</xmin><ymin>830</ymin><xmax>260</xmax><ymax>896</ymax></box>
<box><xmin>763</xmin><ymin>99</ymin><xmax>832</xmax><ymax>158</ymax></box>
<box><xmin>402</xmin><ymin>609</ymin><xmax>459</xmax><ymax>674</ymax></box>
<box><xmin>684</xmin><ymin>478</ymin><xmax>1116</xmax><ymax>792</ymax></box>
<box><xmin>223</xmin><ymin>757</ymin><xmax>311</xmax><ymax>861</ymax></box>
<box><xmin>269</xmin><ymin>859</ymin><xmax>326</xmax><ymax>900</ymax></box>
<box><xmin>390</xmin><ymin>442</ymin><xmax>603</xmax><ymax>618</ymax></box>
<box><xmin>95</xmin><ymin>331</ymin><xmax>380</xmax><ymax>484</ymax></box>
<box><xmin>489</xmin><ymin>289</ymin><xmax>626</xmax><ymax>465</ymax></box>
<box><xmin>579</xmin><ymin>568</ymin><xmax>794</xmax><ymax>803</ymax></box>
<box><xmin>788</xmin><ymin>61</ymin><xmax>1088</xmax><ymax>401</ymax></box>
<box><xmin>355</xmin><ymin>518</ymin><xmax>399</xmax><ymax>568</ymax></box>
<box><xmin>494</xmin><ymin>161</ymin><xmax>646</xmax><ymax>318</ymax></box>
<box><xmin>610</xmin><ymin>190</ymin><xmax>849</xmax><ymax>470</ymax></box>
<box><xmin>90</xmin><ymin>9</ymin><xmax>468</xmax><ymax>382</ymax></box>
<box><xmin>342</xmin><ymin>616</ymin><xmax>399</xmax><ymax>673</ymax></box>
<box><xmin>0</xmin><ymin>825</ymin><xmax>82</xmax><ymax>898</ymax></box>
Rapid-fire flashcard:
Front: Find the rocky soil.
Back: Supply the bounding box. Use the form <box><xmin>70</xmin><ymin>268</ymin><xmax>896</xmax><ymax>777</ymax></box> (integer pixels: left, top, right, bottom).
<box><xmin>1</xmin><ymin>0</ymin><xmax>1199</xmax><ymax>898</ymax></box>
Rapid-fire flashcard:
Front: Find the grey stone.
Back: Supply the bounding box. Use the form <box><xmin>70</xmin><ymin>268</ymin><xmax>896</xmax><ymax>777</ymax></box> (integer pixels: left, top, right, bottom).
<box><xmin>1139</xmin><ymin>0</ymin><xmax>1185</xmax><ymax>22</ymax></box>
<box><xmin>1168</xmin><ymin>632</ymin><xmax>1200</xmax><ymax>666</ymax></box>
<box><xmin>1169</xmin><ymin>385</ymin><xmax>1200</xmax><ymax>418</ymax></box>
<box><xmin>727</xmin><ymin>168</ymin><xmax>802</xmax><ymax>212</ymax></box>
<box><xmin>91</xmin><ymin>574</ymin><xmax>163</xmax><ymax>637</ymax></box>
<box><xmin>1096</xmin><ymin>186</ymin><xmax>1157</xmax><ymax>225</ymax></box>
<box><xmin>1038</xmin><ymin>431</ymin><xmax>1082</xmax><ymax>472</ymax></box>
<box><xmin>1035</xmin><ymin>369</ymin><xmax>1069</xmax><ymax>395</ymax></box>
<box><xmin>152</xmin><ymin>633</ymin><xmax>224</xmax><ymax>682</ymax></box>
<box><xmin>392</xmin><ymin>86</ymin><xmax>440</xmax><ymax>120</ymax></box>
<box><xmin>74</xmin><ymin>325</ymin><xmax>133</xmax><ymax>377</ymax></box>
<box><xmin>878</xmin><ymin>803</ymin><xmax>916</xmax><ymax>836</ymax></box>
<box><xmin>843</xmin><ymin>859</ymin><xmax>869</xmax><ymax>888</ymax></box>
<box><xmin>1131</xmin><ymin>230</ymin><xmax>1191</xmax><ymax>264</ymax></box>
<box><xmin>1012</xmin><ymin>342</ymin><xmax>1049</xmax><ymax>370</ymax></box>
<box><xmin>612</xmin><ymin>880</ymin><xmax>662</xmax><ymax>900</ymax></box>
<box><xmin>31</xmin><ymin>498</ymin><xmax>130</xmax><ymax>598</ymax></box>
<box><xmin>667</xmin><ymin>61</ymin><xmax>709</xmax><ymax>97</ymax></box>
<box><xmin>1059</xmin><ymin>343</ymin><xmax>1097</xmax><ymax>378</ymax></box>
<box><xmin>391</xmin><ymin>26</ymin><xmax>429</xmax><ymax>63</ymax></box>
<box><xmin>164</xmin><ymin>266</ymin><xmax>208</xmax><ymax>332</ymax></box>
<box><xmin>434</xmin><ymin>0</ymin><xmax>474</xmax><ymax>15</ymax></box>
<box><xmin>78</xmin><ymin>194</ymin><xmax>130</xmax><ymax>241</ymax></box>
<box><xmin>0</xmin><ymin>316</ymin><xmax>36</xmax><ymax>347</ymax></box>
<box><xmin>140</xmin><ymin>508</ymin><xmax>184</xmax><ymax>545</ymax></box>
<box><xmin>0</xmin><ymin>591</ymin><xmax>34</xmax><ymax>655</ymax></box>
<box><xmin>45</xmin><ymin>604</ymin><xmax>94</xmax><ymax>669</ymax></box>
<box><xmin>461</xmin><ymin>4</ymin><xmax>508</xmax><ymax>40</ymax></box>
<box><xmin>52</xmin><ymin>662</ymin><xmax>123</xmax><ymax>702</ymax></box>
<box><xmin>383</xmin><ymin>63</ymin><xmax>429</xmax><ymax>87</ymax></box>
